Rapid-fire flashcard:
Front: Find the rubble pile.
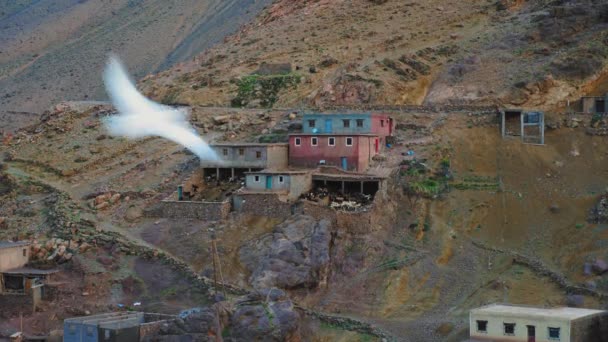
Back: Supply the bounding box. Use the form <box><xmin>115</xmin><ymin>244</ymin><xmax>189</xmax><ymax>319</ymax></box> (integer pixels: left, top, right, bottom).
<box><xmin>88</xmin><ymin>192</ymin><xmax>123</xmax><ymax>210</ymax></box>
<box><xmin>187</xmin><ymin>177</ymin><xmax>244</xmax><ymax>202</ymax></box>
<box><xmin>30</xmin><ymin>238</ymin><xmax>92</xmax><ymax>264</ymax></box>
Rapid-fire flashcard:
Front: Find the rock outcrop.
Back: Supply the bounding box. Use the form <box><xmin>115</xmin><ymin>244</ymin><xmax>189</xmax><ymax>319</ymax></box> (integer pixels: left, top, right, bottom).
<box><xmin>239</xmin><ymin>215</ymin><xmax>332</xmax><ymax>290</ymax></box>
<box><xmin>153</xmin><ymin>289</ymin><xmax>301</xmax><ymax>341</ymax></box>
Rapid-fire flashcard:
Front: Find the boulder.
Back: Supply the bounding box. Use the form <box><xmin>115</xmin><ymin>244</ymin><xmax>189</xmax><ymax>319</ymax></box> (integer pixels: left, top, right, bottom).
<box><xmin>592</xmin><ymin>258</ymin><xmax>608</xmax><ymax>275</ymax></box>
<box><xmin>232</xmin><ymin>291</ymin><xmax>300</xmax><ymax>341</ymax></box>
<box><xmin>566</xmin><ymin>294</ymin><xmax>585</xmax><ymax>307</ymax></box>
<box><xmin>213</xmin><ymin>115</ymin><xmax>231</xmax><ymax>125</ymax></box>
<box><xmin>239</xmin><ymin>215</ymin><xmax>332</xmax><ymax>290</ymax></box>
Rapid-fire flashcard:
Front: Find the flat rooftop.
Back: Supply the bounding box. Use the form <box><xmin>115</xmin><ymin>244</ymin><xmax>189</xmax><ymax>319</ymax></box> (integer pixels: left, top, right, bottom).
<box><xmin>210</xmin><ymin>143</ymin><xmax>288</xmax><ymax>147</ymax></box>
<box><xmin>0</xmin><ymin>241</ymin><xmax>31</xmax><ymax>249</ymax></box>
<box><xmin>3</xmin><ymin>267</ymin><xmax>59</xmax><ymax>275</ymax></box>
<box><xmin>472</xmin><ymin>304</ymin><xmax>606</xmax><ymax>320</ymax></box>
<box><xmin>288</xmin><ymin>133</ymin><xmax>379</xmax><ymax>137</ymax></box>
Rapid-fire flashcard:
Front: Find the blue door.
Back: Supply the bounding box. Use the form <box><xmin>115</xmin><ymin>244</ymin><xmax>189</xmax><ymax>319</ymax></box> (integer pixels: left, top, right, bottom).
<box><xmin>266</xmin><ymin>176</ymin><xmax>272</xmax><ymax>189</ymax></box>
<box><xmin>325</xmin><ymin>119</ymin><xmax>332</xmax><ymax>133</ymax></box>
<box><xmin>341</xmin><ymin>157</ymin><xmax>348</xmax><ymax>170</ymax></box>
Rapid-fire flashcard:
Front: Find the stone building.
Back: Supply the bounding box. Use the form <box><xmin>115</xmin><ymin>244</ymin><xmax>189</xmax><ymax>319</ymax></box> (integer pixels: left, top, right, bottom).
<box><xmin>578</xmin><ymin>94</ymin><xmax>607</xmax><ymax>114</ymax></box>
<box><xmin>64</xmin><ymin>312</ymin><xmax>175</xmax><ymax>342</ymax></box>
<box><xmin>470</xmin><ymin>303</ymin><xmax>608</xmax><ymax>342</ymax></box>
<box><xmin>201</xmin><ymin>143</ymin><xmax>289</xmax><ymax>179</ymax></box>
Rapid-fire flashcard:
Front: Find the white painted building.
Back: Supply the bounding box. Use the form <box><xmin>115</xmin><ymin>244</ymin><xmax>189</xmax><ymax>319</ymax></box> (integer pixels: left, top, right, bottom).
<box><xmin>470</xmin><ymin>304</ymin><xmax>608</xmax><ymax>342</ymax></box>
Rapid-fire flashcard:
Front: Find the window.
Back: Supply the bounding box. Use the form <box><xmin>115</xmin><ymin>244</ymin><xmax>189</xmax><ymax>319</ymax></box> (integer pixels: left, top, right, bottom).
<box><xmin>254</xmin><ymin>176</ymin><xmax>260</xmax><ymax>182</ymax></box>
<box><xmin>504</xmin><ymin>323</ymin><xmax>515</xmax><ymax>335</ymax></box>
<box><xmin>69</xmin><ymin>325</ymin><xmax>76</xmax><ymax>334</ymax></box>
<box><xmin>548</xmin><ymin>327</ymin><xmax>560</xmax><ymax>340</ymax></box>
<box><xmin>311</xmin><ymin>137</ymin><xmax>318</xmax><ymax>146</ymax></box>
<box><xmin>238</xmin><ymin>148</ymin><xmax>244</xmax><ymax>156</ymax></box>
<box><xmin>308</xmin><ymin>120</ymin><xmax>316</xmax><ymax>128</ymax></box>
<box><xmin>22</xmin><ymin>249</ymin><xmax>26</xmax><ymax>257</ymax></box>
<box><xmin>279</xmin><ymin>176</ymin><xmax>284</xmax><ymax>183</ymax></box>
<box><xmin>256</xmin><ymin>151</ymin><xmax>262</xmax><ymax>159</ymax></box>
<box><xmin>356</xmin><ymin>119</ymin><xmax>364</xmax><ymax>127</ymax></box>
<box><xmin>295</xmin><ymin>137</ymin><xmax>301</xmax><ymax>146</ymax></box>
<box><xmin>476</xmin><ymin>320</ymin><xmax>487</xmax><ymax>333</ymax></box>
<box><xmin>346</xmin><ymin>137</ymin><xmax>353</xmax><ymax>146</ymax></box>
<box><xmin>380</xmin><ymin>119</ymin><xmax>385</xmax><ymax>127</ymax></box>
<box><xmin>343</xmin><ymin>119</ymin><xmax>350</xmax><ymax>128</ymax></box>
<box><xmin>328</xmin><ymin>137</ymin><xmax>335</xmax><ymax>146</ymax></box>
<box><xmin>222</xmin><ymin>148</ymin><xmax>228</xmax><ymax>156</ymax></box>
<box><xmin>104</xmin><ymin>329</ymin><xmax>110</xmax><ymax>340</ymax></box>
<box><xmin>87</xmin><ymin>326</ymin><xmax>94</xmax><ymax>337</ymax></box>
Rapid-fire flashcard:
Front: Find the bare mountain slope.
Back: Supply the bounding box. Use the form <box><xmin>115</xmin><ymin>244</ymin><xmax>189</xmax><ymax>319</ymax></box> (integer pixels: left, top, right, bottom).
<box><xmin>0</xmin><ymin>0</ymin><xmax>271</xmax><ymax>132</ymax></box>
<box><xmin>142</xmin><ymin>0</ymin><xmax>608</xmax><ymax>111</ymax></box>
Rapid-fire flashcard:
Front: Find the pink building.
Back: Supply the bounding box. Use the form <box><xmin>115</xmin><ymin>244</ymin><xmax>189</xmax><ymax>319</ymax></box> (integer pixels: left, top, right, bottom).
<box><xmin>288</xmin><ymin>134</ymin><xmax>380</xmax><ymax>172</ymax></box>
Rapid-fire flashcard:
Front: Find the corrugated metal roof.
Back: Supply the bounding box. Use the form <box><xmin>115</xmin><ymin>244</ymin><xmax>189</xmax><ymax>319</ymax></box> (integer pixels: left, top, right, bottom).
<box><xmin>3</xmin><ymin>267</ymin><xmax>59</xmax><ymax>275</ymax></box>
<box><xmin>0</xmin><ymin>241</ymin><xmax>31</xmax><ymax>249</ymax></box>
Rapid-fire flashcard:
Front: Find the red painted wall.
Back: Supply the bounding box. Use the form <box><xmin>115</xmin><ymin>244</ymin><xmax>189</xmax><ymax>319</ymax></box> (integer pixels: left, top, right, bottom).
<box><xmin>370</xmin><ymin>114</ymin><xmax>393</xmax><ymax>137</ymax></box>
<box><xmin>289</xmin><ymin>135</ymin><xmax>378</xmax><ymax>171</ymax></box>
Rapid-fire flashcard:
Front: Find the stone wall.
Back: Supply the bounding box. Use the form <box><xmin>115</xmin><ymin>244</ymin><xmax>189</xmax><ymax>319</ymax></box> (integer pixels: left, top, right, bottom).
<box><xmin>302</xmin><ymin>201</ymin><xmax>374</xmax><ymax>234</ymax></box>
<box><xmin>148</xmin><ymin>200</ymin><xmax>231</xmax><ymax>221</ymax></box>
<box><xmin>140</xmin><ymin>314</ymin><xmax>176</xmax><ymax>341</ymax></box>
<box><xmin>233</xmin><ymin>193</ymin><xmax>298</xmax><ymax>219</ymax></box>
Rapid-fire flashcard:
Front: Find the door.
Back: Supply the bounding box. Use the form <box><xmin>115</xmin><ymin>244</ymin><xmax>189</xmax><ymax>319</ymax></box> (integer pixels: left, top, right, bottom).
<box><xmin>266</xmin><ymin>176</ymin><xmax>272</xmax><ymax>189</ymax></box>
<box><xmin>325</xmin><ymin>119</ymin><xmax>332</xmax><ymax>133</ymax></box>
<box><xmin>527</xmin><ymin>325</ymin><xmax>535</xmax><ymax>342</ymax></box>
<box><xmin>341</xmin><ymin>157</ymin><xmax>348</xmax><ymax>170</ymax></box>
<box><xmin>596</xmin><ymin>100</ymin><xmax>606</xmax><ymax>113</ymax></box>
<box><xmin>375</xmin><ymin>138</ymin><xmax>379</xmax><ymax>153</ymax></box>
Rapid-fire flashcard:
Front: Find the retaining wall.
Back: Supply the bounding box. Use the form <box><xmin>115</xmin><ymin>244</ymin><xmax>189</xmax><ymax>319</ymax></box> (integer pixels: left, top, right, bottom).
<box><xmin>233</xmin><ymin>193</ymin><xmax>299</xmax><ymax>219</ymax></box>
<box><xmin>148</xmin><ymin>200</ymin><xmax>231</xmax><ymax>221</ymax></box>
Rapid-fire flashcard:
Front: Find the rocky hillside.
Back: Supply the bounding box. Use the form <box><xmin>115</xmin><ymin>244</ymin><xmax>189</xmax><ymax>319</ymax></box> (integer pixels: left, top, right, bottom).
<box><xmin>141</xmin><ymin>0</ymin><xmax>608</xmax><ymax>111</ymax></box>
<box><xmin>0</xmin><ymin>0</ymin><xmax>272</xmax><ymax>132</ymax></box>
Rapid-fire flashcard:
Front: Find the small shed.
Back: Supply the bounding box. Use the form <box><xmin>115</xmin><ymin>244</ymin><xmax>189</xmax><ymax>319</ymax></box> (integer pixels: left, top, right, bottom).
<box><xmin>470</xmin><ymin>303</ymin><xmax>608</xmax><ymax>342</ymax></box>
<box><xmin>500</xmin><ymin>109</ymin><xmax>545</xmax><ymax>144</ymax></box>
<box><xmin>579</xmin><ymin>94</ymin><xmax>607</xmax><ymax>114</ymax></box>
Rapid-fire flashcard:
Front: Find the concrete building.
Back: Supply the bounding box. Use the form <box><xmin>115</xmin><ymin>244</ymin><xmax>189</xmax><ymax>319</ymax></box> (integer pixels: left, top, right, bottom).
<box><xmin>500</xmin><ymin>109</ymin><xmax>545</xmax><ymax>144</ymax></box>
<box><xmin>201</xmin><ymin>143</ymin><xmax>289</xmax><ymax>179</ymax></box>
<box><xmin>288</xmin><ymin>134</ymin><xmax>380</xmax><ymax>172</ymax></box>
<box><xmin>470</xmin><ymin>304</ymin><xmax>608</xmax><ymax>342</ymax></box>
<box><xmin>302</xmin><ymin>113</ymin><xmax>393</xmax><ymax>137</ymax></box>
<box><xmin>579</xmin><ymin>94</ymin><xmax>608</xmax><ymax>114</ymax></box>
<box><xmin>64</xmin><ymin>312</ymin><xmax>175</xmax><ymax>342</ymax></box>
<box><xmin>241</xmin><ymin>170</ymin><xmax>312</xmax><ymax>201</ymax></box>
<box><xmin>0</xmin><ymin>241</ymin><xmax>30</xmax><ymax>273</ymax></box>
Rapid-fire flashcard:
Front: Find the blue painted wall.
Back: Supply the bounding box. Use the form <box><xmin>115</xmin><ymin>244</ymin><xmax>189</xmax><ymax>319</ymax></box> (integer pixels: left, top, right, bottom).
<box><xmin>302</xmin><ymin>114</ymin><xmax>372</xmax><ymax>134</ymax></box>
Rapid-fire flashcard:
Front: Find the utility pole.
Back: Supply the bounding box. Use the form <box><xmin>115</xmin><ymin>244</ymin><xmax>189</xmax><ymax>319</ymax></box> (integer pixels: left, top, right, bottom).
<box><xmin>209</xmin><ymin>229</ymin><xmax>226</xmax><ymax>298</ymax></box>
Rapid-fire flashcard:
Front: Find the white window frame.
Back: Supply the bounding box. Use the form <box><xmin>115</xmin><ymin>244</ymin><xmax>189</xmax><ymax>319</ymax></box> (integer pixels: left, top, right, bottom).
<box><xmin>311</xmin><ymin>137</ymin><xmax>318</xmax><ymax>146</ymax></box>
<box><xmin>328</xmin><ymin>137</ymin><xmax>336</xmax><ymax>146</ymax></box>
<box><xmin>278</xmin><ymin>176</ymin><xmax>284</xmax><ymax>183</ymax></box>
<box><xmin>345</xmin><ymin>137</ymin><xmax>353</xmax><ymax>146</ymax></box>
<box><xmin>254</xmin><ymin>175</ymin><xmax>260</xmax><ymax>182</ymax></box>
<box><xmin>295</xmin><ymin>137</ymin><xmax>301</xmax><ymax>146</ymax></box>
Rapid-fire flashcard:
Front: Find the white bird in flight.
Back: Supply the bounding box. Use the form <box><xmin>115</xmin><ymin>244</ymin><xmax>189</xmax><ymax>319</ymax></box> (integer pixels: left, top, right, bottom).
<box><xmin>103</xmin><ymin>56</ymin><xmax>218</xmax><ymax>161</ymax></box>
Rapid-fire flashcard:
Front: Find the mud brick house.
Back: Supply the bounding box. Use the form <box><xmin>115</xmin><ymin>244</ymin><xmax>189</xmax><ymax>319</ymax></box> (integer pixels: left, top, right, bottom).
<box><xmin>0</xmin><ymin>241</ymin><xmax>58</xmax><ymax>313</ymax></box>
<box><xmin>470</xmin><ymin>303</ymin><xmax>608</xmax><ymax>342</ymax></box>
<box><xmin>240</xmin><ymin>170</ymin><xmax>312</xmax><ymax>201</ymax></box>
<box><xmin>201</xmin><ymin>143</ymin><xmax>288</xmax><ymax>179</ymax></box>
<box><xmin>579</xmin><ymin>94</ymin><xmax>608</xmax><ymax>114</ymax></box>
